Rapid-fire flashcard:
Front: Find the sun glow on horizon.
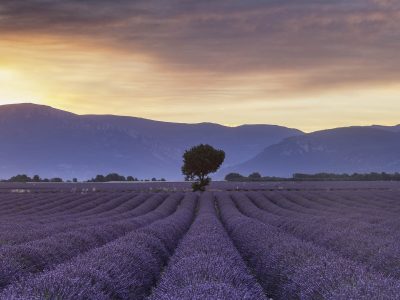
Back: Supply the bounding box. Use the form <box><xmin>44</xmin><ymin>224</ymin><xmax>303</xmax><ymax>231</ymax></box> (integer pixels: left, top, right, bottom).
<box><xmin>1</xmin><ymin>0</ymin><xmax>400</xmax><ymax>132</ymax></box>
<box><xmin>0</xmin><ymin>68</ymin><xmax>45</xmax><ymax>105</ymax></box>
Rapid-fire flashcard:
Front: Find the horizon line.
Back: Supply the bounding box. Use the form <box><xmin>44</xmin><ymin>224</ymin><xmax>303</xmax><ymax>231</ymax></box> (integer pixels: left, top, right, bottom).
<box><xmin>1</xmin><ymin>101</ymin><xmax>399</xmax><ymax>134</ymax></box>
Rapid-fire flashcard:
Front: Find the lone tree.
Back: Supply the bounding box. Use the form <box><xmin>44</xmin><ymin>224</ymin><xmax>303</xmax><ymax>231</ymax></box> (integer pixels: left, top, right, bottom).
<box><xmin>182</xmin><ymin>144</ymin><xmax>225</xmax><ymax>192</ymax></box>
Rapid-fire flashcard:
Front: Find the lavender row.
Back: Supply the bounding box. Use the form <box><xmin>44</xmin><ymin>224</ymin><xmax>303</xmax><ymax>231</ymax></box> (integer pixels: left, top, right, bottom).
<box><xmin>269</xmin><ymin>191</ymin><xmax>400</xmax><ymax>227</ymax></box>
<box><xmin>1</xmin><ymin>194</ymin><xmax>197</xmax><ymax>300</ymax></box>
<box><xmin>0</xmin><ymin>193</ymin><xmax>81</xmax><ymax>217</ymax></box>
<box><xmin>0</xmin><ymin>192</ymin><xmax>125</xmax><ymax>220</ymax></box>
<box><xmin>0</xmin><ymin>193</ymin><xmax>130</xmax><ymax>229</ymax></box>
<box><xmin>308</xmin><ymin>190</ymin><xmax>400</xmax><ymax>215</ymax></box>
<box><xmin>148</xmin><ymin>192</ymin><xmax>266</xmax><ymax>300</ymax></box>
<box><xmin>369</xmin><ymin>189</ymin><xmax>400</xmax><ymax>205</ymax></box>
<box><xmin>0</xmin><ymin>194</ymin><xmax>27</xmax><ymax>206</ymax></box>
<box><xmin>0</xmin><ymin>194</ymin><xmax>163</xmax><ymax>248</ymax></box>
<box><xmin>257</xmin><ymin>191</ymin><xmax>400</xmax><ymax>239</ymax></box>
<box><xmin>0</xmin><ymin>193</ymin><xmax>109</xmax><ymax>223</ymax></box>
<box><xmin>303</xmin><ymin>191</ymin><xmax>400</xmax><ymax>227</ymax></box>
<box><xmin>0</xmin><ymin>194</ymin><xmax>97</xmax><ymax>240</ymax></box>
<box><xmin>217</xmin><ymin>193</ymin><xmax>400</xmax><ymax>299</ymax></box>
<box><xmin>277</xmin><ymin>190</ymin><xmax>399</xmax><ymax>219</ymax></box>
<box><xmin>0</xmin><ymin>194</ymin><xmax>47</xmax><ymax>212</ymax></box>
<box><xmin>334</xmin><ymin>189</ymin><xmax>400</xmax><ymax>209</ymax></box>
<box><xmin>1</xmin><ymin>192</ymin><xmax>141</xmax><ymax>224</ymax></box>
<box><xmin>280</xmin><ymin>191</ymin><xmax>387</xmax><ymax>216</ymax></box>
<box><xmin>243</xmin><ymin>192</ymin><xmax>400</xmax><ymax>278</ymax></box>
<box><xmin>0</xmin><ymin>193</ymin><xmax>149</xmax><ymax>246</ymax></box>
<box><xmin>0</xmin><ymin>193</ymin><xmax>60</xmax><ymax>211</ymax></box>
<box><xmin>0</xmin><ymin>193</ymin><xmax>181</xmax><ymax>291</ymax></box>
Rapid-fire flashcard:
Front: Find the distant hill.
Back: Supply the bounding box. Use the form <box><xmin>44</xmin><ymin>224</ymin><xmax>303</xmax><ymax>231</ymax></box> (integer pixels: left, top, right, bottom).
<box><xmin>0</xmin><ymin>103</ymin><xmax>302</xmax><ymax>180</ymax></box>
<box><xmin>371</xmin><ymin>124</ymin><xmax>400</xmax><ymax>132</ymax></box>
<box><xmin>226</xmin><ymin>126</ymin><xmax>400</xmax><ymax>177</ymax></box>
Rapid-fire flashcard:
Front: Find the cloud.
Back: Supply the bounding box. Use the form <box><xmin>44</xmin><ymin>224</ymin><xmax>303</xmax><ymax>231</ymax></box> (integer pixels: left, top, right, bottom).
<box><xmin>0</xmin><ymin>0</ymin><xmax>400</xmax><ymax>116</ymax></box>
<box><xmin>1</xmin><ymin>1</ymin><xmax>399</xmax><ymax>77</ymax></box>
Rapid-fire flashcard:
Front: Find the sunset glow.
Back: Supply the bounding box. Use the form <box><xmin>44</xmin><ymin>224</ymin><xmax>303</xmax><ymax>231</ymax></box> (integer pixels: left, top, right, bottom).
<box><xmin>1</xmin><ymin>1</ymin><xmax>400</xmax><ymax>132</ymax></box>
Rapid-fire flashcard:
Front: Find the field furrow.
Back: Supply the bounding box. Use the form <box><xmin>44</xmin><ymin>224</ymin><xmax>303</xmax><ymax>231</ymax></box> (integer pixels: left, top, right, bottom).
<box><xmin>217</xmin><ymin>193</ymin><xmax>400</xmax><ymax>299</ymax></box>
<box><xmin>242</xmin><ymin>192</ymin><xmax>400</xmax><ymax>278</ymax></box>
<box><xmin>0</xmin><ymin>194</ymin><xmax>197</xmax><ymax>300</ymax></box>
<box><xmin>148</xmin><ymin>192</ymin><xmax>266</xmax><ymax>300</ymax></box>
<box><xmin>1</xmin><ymin>186</ymin><xmax>400</xmax><ymax>299</ymax></box>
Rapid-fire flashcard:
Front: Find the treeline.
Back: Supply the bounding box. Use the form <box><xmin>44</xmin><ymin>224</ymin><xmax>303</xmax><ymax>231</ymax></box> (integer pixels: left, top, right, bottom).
<box><xmin>0</xmin><ymin>174</ymin><xmax>68</xmax><ymax>183</ymax></box>
<box><xmin>225</xmin><ymin>172</ymin><xmax>400</xmax><ymax>182</ymax></box>
<box><xmin>1</xmin><ymin>173</ymin><xmax>167</xmax><ymax>183</ymax></box>
<box><xmin>225</xmin><ymin>172</ymin><xmax>286</xmax><ymax>182</ymax></box>
<box><xmin>293</xmin><ymin>172</ymin><xmax>400</xmax><ymax>181</ymax></box>
<box><xmin>87</xmin><ymin>173</ymin><xmax>166</xmax><ymax>182</ymax></box>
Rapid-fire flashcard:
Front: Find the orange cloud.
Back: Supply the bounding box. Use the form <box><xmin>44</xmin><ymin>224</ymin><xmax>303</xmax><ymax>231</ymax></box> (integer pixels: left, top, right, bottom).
<box><xmin>0</xmin><ymin>0</ymin><xmax>400</xmax><ymax>131</ymax></box>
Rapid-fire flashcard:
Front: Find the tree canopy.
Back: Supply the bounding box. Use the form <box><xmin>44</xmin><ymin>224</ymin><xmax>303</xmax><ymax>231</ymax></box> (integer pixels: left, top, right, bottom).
<box><xmin>182</xmin><ymin>144</ymin><xmax>225</xmax><ymax>191</ymax></box>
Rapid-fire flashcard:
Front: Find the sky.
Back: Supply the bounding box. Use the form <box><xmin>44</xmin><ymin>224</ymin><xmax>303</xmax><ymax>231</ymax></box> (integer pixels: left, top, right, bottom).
<box><xmin>0</xmin><ymin>0</ymin><xmax>399</xmax><ymax>132</ymax></box>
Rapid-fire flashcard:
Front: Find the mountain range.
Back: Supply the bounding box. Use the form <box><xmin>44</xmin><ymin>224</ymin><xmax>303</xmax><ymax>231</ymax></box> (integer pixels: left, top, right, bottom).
<box><xmin>0</xmin><ymin>103</ymin><xmax>301</xmax><ymax>180</ymax></box>
<box><xmin>1</xmin><ymin>103</ymin><xmax>399</xmax><ymax>180</ymax></box>
<box><xmin>227</xmin><ymin>126</ymin><xmax>400</xmax><ymax>177</ymax></box>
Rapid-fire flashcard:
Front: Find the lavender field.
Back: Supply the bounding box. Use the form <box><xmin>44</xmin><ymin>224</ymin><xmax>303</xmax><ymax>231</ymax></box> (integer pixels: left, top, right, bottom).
<box><xmin>1</xmin><ymin>186</ymin><xmax>400</xmax><ymax>299</ymax></box>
